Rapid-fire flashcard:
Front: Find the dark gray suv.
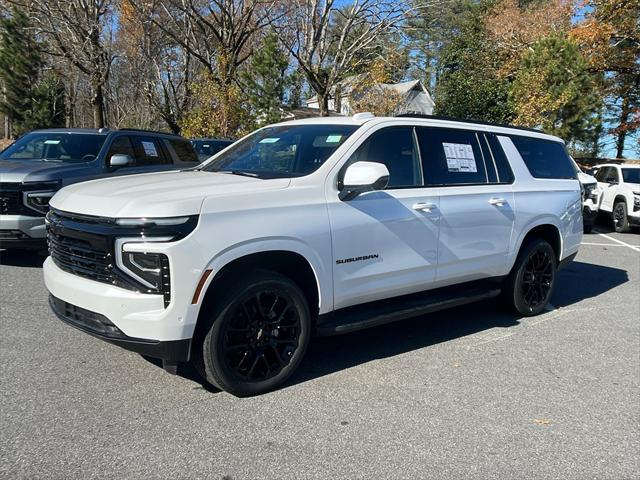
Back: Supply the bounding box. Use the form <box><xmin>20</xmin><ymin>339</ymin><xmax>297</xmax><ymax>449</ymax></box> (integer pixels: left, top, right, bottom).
<box><xmin>0</xmin><ymin>128</ymin><xmax>200</xmax><ymax>250</ymax></box>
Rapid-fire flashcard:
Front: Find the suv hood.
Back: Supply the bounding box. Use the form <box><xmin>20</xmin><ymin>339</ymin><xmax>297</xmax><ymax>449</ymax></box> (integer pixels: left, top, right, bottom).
<box><xmin>49</xmin><ymin>170</ymin><xmax>291</xmax><ymax>218</ymax></box>
<box><xmin>0</xmin><ymin>159</ymin><xmax>91</xmax><ymax>183</ymax></box>
<box><xmin>577</xmin><ymin>171</ymin><xmax>596</xmax><ymax>186</ymax></box>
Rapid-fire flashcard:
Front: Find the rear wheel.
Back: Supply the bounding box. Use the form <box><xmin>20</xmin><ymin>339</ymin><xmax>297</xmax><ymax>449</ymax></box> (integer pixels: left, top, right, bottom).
<box><xmin>613</xmin><ymin>201</ymin><xmax>630</xmax><ymax>233</ymax></box>
<box><xmin>504</xmin><ymin>238</ymin><xmax>557</xmax><ymax>316</ymax></box>
<box><xmin>196</xmin><ymin>270</ymin><xmax>311</xmax><ymax>397</ymax></box>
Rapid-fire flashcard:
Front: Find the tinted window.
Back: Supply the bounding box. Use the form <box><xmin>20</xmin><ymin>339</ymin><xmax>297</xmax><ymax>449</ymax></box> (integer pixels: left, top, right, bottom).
<box><xmin>349</xmin><ymin>126</ymin><xmax>422</xmax><ymax>188</ymax></box>
<box><xmin>622</xmin><ymin>168</ymin><xmax>640</xmax><ymax>184</ymax></box>
<box><xmin>0</xmin><ymin>132</ymin><xmax>106</xmax><ymax>163</ymax></box>
<box><xmin>509</xmin><ymin>136</ymin><xmax>575</xmax><ymax>179</ymax></box>
<box><xmin>416</xmin><ymin>127</ymin><xmax>487</xmax><ymax>186</ymax></box>
<box><xmin>192</xmin><ymin>140</ymin><xmax>233</xmax><ymax>159</ymax></box>
<box><xmin>131</xmin><ymin>136</ymin><xmax>170</xmax><ymax>166</ymax></box>
<box><xmin>107</xmin><ymin>136</ymin><xmax>135</xmax><ymax>164</ymax></box>
<box><xmin>595</xmin><ymin>167</ymin><xmax>608</xmax><ymax>182</ymax></box>
<box><xmin>202</xmin><ymin>124</ymin><xmax>358</xmax><ymax>178</ymax></box>
<box><xmin>168</xmin><ymin>139</ymin><xmax>199</xmax><ymax>163</ymax></box>
<box><xmin>487</xmin><ymin>134</ymin><xmax>515</xmax><ymax>183</ymax></box>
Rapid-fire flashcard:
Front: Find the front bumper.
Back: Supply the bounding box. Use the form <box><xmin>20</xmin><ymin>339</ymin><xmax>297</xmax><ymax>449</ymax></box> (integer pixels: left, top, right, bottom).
<box><xmin>49</xmin><ymin>294</ymin><xmax>191</xmax><ymax>361</ymax></box>
<box><xmin>0</xmin><ymin>215</ymin><xmax>47</xmax><ymax>248</ymax></box>
<box><xmin>44</xmin><ymin>256</ymin><xmax>200</xmax><ymax>342</ymax></box>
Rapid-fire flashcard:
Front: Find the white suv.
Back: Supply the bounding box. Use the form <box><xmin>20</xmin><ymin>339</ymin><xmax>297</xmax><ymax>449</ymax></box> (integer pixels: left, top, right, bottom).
<box><xmin>43</xmin><ymin>114</ymin><xmax>582</xmax><ymax>396</ymax></box>
<box><xmin>594</xmin><ymin>163</ymin><xmax>640</xmax><ymax>232</ymax></box>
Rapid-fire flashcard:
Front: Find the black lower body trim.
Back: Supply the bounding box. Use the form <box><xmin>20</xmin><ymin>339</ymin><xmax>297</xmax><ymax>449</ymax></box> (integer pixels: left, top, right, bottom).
<box><xmin>49</xmin><ymin>295</ymin><xmax>191</xmax><ymax>362</ymax></box>
<box><xmin>316</xmin><ymin>277</ymin><xmax>504</xmax><ymax>336</ymax></box>
<box><xmin>582</xmin><ymin>207</ymin><xmax>597</xmax><ymax>226</ymax></box>
<box><xmin>558</xmin><ymin>252</ymin><xmax>577</xmax><ymax>270</ymax></box>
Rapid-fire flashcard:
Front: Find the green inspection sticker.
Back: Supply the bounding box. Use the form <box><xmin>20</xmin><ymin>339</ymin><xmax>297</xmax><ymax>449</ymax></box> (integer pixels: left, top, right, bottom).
<box><xmin>325</xmin><ymin>134</ymin><xmax>342</xmax><ymax>143</ymax></box>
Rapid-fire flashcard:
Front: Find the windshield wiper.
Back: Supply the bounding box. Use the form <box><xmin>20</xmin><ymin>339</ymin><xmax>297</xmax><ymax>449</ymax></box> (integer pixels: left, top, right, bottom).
<box><xmin>218</xmin><ymin>170</ymin><xmax>261</xmax><ymax>178</ymax></box>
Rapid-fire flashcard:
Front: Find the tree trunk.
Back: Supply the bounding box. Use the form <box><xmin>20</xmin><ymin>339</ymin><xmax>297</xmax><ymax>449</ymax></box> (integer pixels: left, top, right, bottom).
<box><xmin>91</xmin><ymin>81</ymin><xmax>105</xmax><ymax>129</ymax></box>
<box><xmin>318</xmin><ymin>92</ymin><xmax>330</xmax><ymax>117</ymax></box>
<box><xmin>615</xmin><ymin>93</ymin><xmax>630</xmax><ymax>159</ymax></box>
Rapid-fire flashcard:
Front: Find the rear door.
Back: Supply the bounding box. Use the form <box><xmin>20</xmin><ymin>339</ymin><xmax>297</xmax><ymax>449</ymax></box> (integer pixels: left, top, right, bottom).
<box><xmin>328</xmin><ymin>125</ymin><xmax>441</xmax><ymax>309</ymax></box>
<box><xmin>416</xmin><ymin>127</ymin><xmax>515</xmax><ymax>282</ymax></box>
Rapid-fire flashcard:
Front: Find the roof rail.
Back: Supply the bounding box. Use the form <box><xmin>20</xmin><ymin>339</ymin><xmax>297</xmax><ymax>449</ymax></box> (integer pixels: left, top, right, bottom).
<box><xmin>117</xmin><ymin>128</ymin><xmax>179</xmax><ymax>136</ymax></box>
<box><xmin>394</xmin><ymin>113</ymin><xmax>544</xmax><ymax>134</ymax></box>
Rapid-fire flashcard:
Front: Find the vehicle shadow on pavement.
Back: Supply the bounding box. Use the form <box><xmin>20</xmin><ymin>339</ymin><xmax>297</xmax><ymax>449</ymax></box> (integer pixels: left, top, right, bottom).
<box><xmin>0</xmin><ymin>249</ymin><xmax>47</xmax><ymax>268</ymax></box>
<box><xmin>288</xmin><ymin>260</ymin><xmax>628</xmax><ymax>389</ymax></box>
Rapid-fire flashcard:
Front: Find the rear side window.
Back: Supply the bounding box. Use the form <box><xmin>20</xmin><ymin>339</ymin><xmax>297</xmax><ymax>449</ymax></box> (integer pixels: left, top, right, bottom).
<box><xmin>509</xmin><ymin>136</ymin><xmax>575</xmax><ymax>179</ymax></box>
<box><xmin>486</xmin><ymin>134</ymin><xmax>514</xmax><ymax>183</ymax></box>
<box><xmin>168</xmin><ymin>139</ymin><xmax>199</xmax><ymax>163</ymax></box>
<box><xmin>131</xmin><ymin>136</ymin><xmax>171</xmax><ymax>166</ymax></box>
<box><xmin>349</xmin><ymin>126</ymin><xmax>422</xmax><ymax>188</ymax></box>
<box><xmin>416</xmin><ymin>127</ymin><xmax>488</xmax><ymax>186</ymax></box>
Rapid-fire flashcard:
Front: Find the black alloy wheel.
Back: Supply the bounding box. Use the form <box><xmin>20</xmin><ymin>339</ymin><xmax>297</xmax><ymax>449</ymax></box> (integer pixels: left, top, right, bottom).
<box><xmin>197</xmin><ymin>270</ymin><xmax>311</xmax><ymax>397</ymax></box>
<box><xmin>613</xmin><ymin>202</ymin><xmax>630</xmax><ymax>233</ymax></box>
<box><xmin>520</xmin><ymin>248</ymin><xmax>554</xmax><ymax>312</ymax></box>
<box><xmin>504</xmin><ymin>238</ymin><xmax>557</xmax><ymax>316</ymax></box>
<box><xmin>221</xmin><ymin>290</ymin><xmax>301</xmax><ymax>382</ymax></box>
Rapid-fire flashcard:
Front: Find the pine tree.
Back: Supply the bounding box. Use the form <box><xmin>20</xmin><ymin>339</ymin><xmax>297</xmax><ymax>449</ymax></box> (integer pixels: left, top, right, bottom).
<box><xmin>241</xmin><ymin>32</ymin><xmax>290</xmax><ymax>126</ymax></box>
<box><xmin>0</xmin><ymin>7</ymin><xmax>44</xmax><ymax>136</ymax></box>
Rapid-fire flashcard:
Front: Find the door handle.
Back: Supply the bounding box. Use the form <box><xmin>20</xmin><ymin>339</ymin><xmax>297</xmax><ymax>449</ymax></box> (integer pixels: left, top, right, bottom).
<box><xmin>489</xmin><ymin>197</ymin><xmax>506</xmax><ymax>206</ymax></box>
<box><xmin>412</xmin><ymin>202</ymin><xmax>437</xmax><ymax>212</ymax></box>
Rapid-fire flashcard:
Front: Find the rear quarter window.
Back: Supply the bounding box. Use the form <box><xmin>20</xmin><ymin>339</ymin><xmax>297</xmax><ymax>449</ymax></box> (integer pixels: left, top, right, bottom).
<box><xmin>168</xmin><ymin>139</ymin><xmax>199</xmax><ymax>163</ymax></box>
<box><xmin>509</xmin><ymin>135</ymin><xmax>576</xmax><ymax>179</ymax></box>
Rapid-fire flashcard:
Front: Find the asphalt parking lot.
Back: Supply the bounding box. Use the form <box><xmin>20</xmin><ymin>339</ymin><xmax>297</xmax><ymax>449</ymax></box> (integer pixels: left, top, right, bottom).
<box><xmin>1</xmin><ymin>226</ymin><xmax>639</xmax><ymax>479</ymax></box>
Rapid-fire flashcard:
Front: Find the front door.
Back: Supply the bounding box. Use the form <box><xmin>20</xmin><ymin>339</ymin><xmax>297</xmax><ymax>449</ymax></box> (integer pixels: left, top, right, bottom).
<box><xmin>328</xmin><ymin>126</ymin><xmax>440</xmax><ymax>310</ymax></box>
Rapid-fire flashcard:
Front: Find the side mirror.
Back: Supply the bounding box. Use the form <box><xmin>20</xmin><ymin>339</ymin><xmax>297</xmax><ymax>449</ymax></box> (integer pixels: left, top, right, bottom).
<box><xmin>605</xmin><ymin>177</ymin><xmax>618</xmax><ymax>185</ymax></box>
<box><xmin>110</xmin><ymin>154</ymin><xmax>132</xmax><ymax>168</ymax></box>
<box><xmin>340</xmin><ymin>161</ymin><xmax>390</xmax><ymax>200</ymax></box>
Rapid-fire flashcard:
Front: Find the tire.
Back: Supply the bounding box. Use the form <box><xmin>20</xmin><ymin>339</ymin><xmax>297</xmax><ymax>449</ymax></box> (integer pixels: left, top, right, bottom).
<box><xmin>503</xmin><ymin>238</ymin><xmax>557</xmax><ymax>317</ymax></box>
<box><xmin>613</xmin><ymin>201</ymin><xmax>631</xmax><ymax>233</ymax></box>
<box><xmin>195</xmin><ymin>269</ymin><xmax>311</xmax><ymax>397</ymax></box>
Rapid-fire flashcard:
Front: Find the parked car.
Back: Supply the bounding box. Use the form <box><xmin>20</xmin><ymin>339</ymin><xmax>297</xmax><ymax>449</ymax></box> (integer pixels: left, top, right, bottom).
<box><xmin>43</xmin><ymin>113</ymin><xmax>582</xmax><ymax>396</ymax></box>
<box><xmin>0</xmin><ymin>128</ymin><xmax>200</xmax><ymax>250</ymax></box>
<box><xmin>571</xmin><ymin>157</ymin><xmax>601</xmax><ymax>233</ymax></box>
<box><xmin>594</xmin><ymin>163</ymin><xmax>640</xmax><ymax>232</ymax></box>
<box><xmin>191</xmin><ymin>138</ymin><xmax>234</xmax><ymax>161</ymax></box>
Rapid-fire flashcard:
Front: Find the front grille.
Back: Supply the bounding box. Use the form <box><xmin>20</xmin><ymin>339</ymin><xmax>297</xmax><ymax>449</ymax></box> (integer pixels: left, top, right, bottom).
<box><xmin>49</xmin><ymin>295</ymin><xmax>123</xmax><ymax>337</ymax></box>
<box><xmin>48</xmin><ymin>228</ymin><xmax>115</xmax><ymax>284</ymax></box>
<box><xmin>46</xmin><ymin>208</ymin><xmax>181</xmax><ymax>308</ymax></box>
<box><xmin>0</xmin><ymin>184</ymin><xmax>21</xmax><ymax>215</ymax></box>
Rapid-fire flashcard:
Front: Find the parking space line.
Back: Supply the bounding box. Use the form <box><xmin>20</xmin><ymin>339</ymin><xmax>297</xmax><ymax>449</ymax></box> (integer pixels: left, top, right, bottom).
<box><xmin>581</xmin><ymin>242</ymin><xmax>629</xmax><ymax>247</ymax></box>
<box><xmin>594</xmin><ymin>231</ymin><xmax>640</xmax><ymax>252</ymax></box>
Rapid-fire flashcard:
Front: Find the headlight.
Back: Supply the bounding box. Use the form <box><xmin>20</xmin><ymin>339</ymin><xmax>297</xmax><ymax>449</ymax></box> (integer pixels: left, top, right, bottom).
<box><xmin>22</xmin><ymin>182</ymin><xmax>60</xmax><ymax>215</ymax></box>
<box><xmin>115</xmin><ymin>237</ymin><xmax>172</xmax><ymax>307</ymax></box>
<box><xmin>584</xmin><ymin>183</ymin><xmax>599</xmax><ymax>201</ymax></box>
<box><xmin>634</xmin><ymin>194</ymin><xmax>640</xmax><ymax>209</ymax></box>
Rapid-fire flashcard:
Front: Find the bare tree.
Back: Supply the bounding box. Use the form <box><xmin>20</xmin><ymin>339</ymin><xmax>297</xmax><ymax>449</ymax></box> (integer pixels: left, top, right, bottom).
<box><xmin>12</xmin><ymin>0</ymin><xmax>116</xmax><ymax>128</ymax></box>
<box><xmin>132</xmin><ymin>0</ymin><xmax>284</xmax><ymax>86</ymax></box>
<box><xmin>119</xmin><ymin>0</ymin><xmax>194</xmax><ymax>133</ymax></box>
<box><xmin>280</xmin><ymin>0</ymin><xmax>418</xmax><ymax>116</ymax></box>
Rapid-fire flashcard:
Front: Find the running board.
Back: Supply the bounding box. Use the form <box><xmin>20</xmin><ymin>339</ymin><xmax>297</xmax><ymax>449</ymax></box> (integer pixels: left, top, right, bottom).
<box><xmin>316</xmin><ymin>282</ymin><xmax>502</xmax><ymax>336</ymax></box>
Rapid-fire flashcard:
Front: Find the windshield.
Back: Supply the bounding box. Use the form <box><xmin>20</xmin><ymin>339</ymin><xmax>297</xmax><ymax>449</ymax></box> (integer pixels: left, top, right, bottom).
<box><xmin>201</xmin><ymin>124</ymin><xmax>358</xmax><ymax>178</ymax></box>
<box><xmin>621</xmin><ymin>168</ymin><xmax>640</xmax><ymax>184</ymax></box>
<box><xmin>0</xmin><ymin>132</ymin><xmax>106</xmax><ymax>163</ymax></box>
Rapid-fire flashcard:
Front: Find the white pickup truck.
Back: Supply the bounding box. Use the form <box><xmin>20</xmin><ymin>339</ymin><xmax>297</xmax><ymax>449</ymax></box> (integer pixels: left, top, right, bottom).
<box><xmin>43</xmin><ymin>114</ymin><xmax>582</xmax><ymax>396</ymax></box>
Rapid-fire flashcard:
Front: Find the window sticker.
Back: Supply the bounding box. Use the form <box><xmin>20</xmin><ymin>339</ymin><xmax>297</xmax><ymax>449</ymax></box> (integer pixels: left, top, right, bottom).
<box><xmin>44</xmin><ymin>139</ymin><xmax>61</xmax><ymax>145</ymax></box>
<box><xmin>259</xmin><ymin>138</ymin><xmax>280</xmax><ymax>144</ymax></box>
<box><xmin>326</xmin><ymin>134</ymin><xmax>342</xmax><ymax>143</ymax></box>
<box><xmin>442</xmin><ymin>142</ymin><xmax>477</xmax><ymax>173</ymax></box>
<box><xmin>141</xmin><ymin>141</ymin><xmax>159</xmax><ymax>157</ymax></box>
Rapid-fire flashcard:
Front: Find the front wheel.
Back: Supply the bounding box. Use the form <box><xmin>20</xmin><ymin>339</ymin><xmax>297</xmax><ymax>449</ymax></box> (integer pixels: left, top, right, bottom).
<box><xmin>504</xmin><ymin>238</ymin><xmax>557</xmax><ymax>316</ymax></box>
<box><xmin>613</xmin><ymin>201</ymin><xmax>631</xmax><ymax>233</ymax></box>
<box><xmin>197</xmin><ymin>270</ymin><xmax>311</xmax><ymax>397</ymax></box>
